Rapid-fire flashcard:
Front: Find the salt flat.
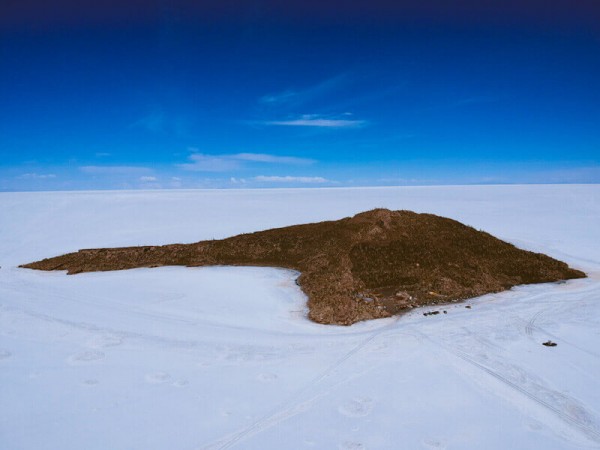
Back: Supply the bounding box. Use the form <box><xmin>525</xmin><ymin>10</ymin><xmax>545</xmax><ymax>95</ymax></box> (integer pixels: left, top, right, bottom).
<box><xmin>1</xmin><ymin>185</ymin><xmax>599</xmax><ymax>449</ymax></box>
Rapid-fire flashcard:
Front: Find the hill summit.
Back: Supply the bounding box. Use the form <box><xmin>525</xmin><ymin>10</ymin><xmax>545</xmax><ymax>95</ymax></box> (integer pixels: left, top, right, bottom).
<box><xmin>21</xmin><ymin>209</ymin><xmax>585</xmax><ymax>325</ymax></box>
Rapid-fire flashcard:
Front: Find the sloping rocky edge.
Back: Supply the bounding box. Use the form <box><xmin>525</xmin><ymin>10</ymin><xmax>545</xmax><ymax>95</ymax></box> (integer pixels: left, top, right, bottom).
<box><xmin>21</xmin><ymin>209</ymin><xmax>585</xmax><ymax>325</ymax></box>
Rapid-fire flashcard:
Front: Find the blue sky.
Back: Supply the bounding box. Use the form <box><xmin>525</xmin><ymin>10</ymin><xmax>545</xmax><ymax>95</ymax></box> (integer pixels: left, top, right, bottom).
<box><xmin>1</xmin><ymin>1</ymin><xmax>599</xmax><ymax>191</ymax></box>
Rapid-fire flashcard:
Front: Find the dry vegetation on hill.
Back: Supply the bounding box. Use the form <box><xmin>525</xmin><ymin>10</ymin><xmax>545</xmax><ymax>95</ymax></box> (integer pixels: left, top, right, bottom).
<box><xmin>21</xmin><ymin>209</ymin><xmax>585</xmax><ymax>325</ymax></box>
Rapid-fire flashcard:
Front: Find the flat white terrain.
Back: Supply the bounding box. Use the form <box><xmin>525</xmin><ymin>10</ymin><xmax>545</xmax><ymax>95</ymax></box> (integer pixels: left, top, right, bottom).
<box><xmin>1</xmin><ymin>185</ymin><xmax>599</xmax><ymax>450</ymax></box>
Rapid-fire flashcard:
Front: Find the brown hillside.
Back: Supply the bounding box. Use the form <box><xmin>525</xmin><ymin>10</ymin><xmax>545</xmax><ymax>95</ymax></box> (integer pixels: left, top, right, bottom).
<box><xmin>21</xmin><ymin>209</ymin><xmax>585</xmax><ymax>325</ymax></box>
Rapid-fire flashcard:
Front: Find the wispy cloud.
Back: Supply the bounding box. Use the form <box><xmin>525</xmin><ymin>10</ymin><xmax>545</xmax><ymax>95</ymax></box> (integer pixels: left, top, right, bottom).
<box><xmin>17</xmin><ymin>173</ymin><xmax>57</xmax><ymax>179</ymax></box>
<box><xmin>178</xmin><ymin>152</ymin><xmax>315</xmax><ymax>172</ymax></box>
<box><xmin>80</xmin><ymin>166</ymin><xmax>153</xmax><ymax>175</ymax></box>
<box><xmin>254</xmin><ymin>175</ymin><xmax>329</xmax><ymax>183</ymax></box>
<box><xmin>259</xmin><ymin>90</ymin><xmax>297</xmax><ymax>105</ymax></box>
<box><xmin>256</xmin><ymin>75</ymin><xmax>367</xmax><ymax>129</ymax></box>
<box><xmin>230</xmin><ymin>177</ymin><xmax>247</xmax><ymax>185</ymax></box>
<box><xmin>177</xmin><ymin>154</ymin><xmax>238</xmax><ymax>172</ymax></box>
<box><xmin>259</xmin><ymin>74</ymin><xmax>349</xmax><ymax>108</ymax></box>
<box><xmin>139</xmin><ymin>176</ymin><xmax>157</xmax><ymax>182</ymax></box>
<box><xmin>233</xmin><ymin>153</ymin><xmax>315</xmax><ymax>164</ymax></box>
<box><xmin>377</xmin><ymin>177</ymin><xmax>437</xmax><ymax>185</ymax></box>
<box><xmin>261</xmin><ymin>114</ymin><xmax>366</xmax><ymax>128</ymax></box>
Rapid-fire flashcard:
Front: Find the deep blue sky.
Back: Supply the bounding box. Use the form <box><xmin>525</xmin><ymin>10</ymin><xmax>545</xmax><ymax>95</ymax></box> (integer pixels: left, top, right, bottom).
<box><xmin>1</xmin><ymin>0</ymin><xmax>599</xmax><ymax>190</ymax></box>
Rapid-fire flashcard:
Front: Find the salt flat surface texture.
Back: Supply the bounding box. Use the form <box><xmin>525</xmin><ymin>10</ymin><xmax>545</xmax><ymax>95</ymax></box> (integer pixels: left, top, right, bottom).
<box><xmin>1</xmin><ymin>185</ymin><xmax>599</xmax><ymax>450</ymax></box>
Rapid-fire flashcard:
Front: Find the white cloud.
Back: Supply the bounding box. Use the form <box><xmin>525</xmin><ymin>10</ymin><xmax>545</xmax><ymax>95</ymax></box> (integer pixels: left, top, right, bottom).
<box><xmin>254</xmin><ymin>175</ymin><xmax>329</xmax><ymax>184</ymax></box>
<box><xmin>140</xmin><ymin>176</ymin><xmax>157</xmax><ymax>182</ymax></box>
<box><xmin>259</xmin><ymin>74</ymin><xmax>349</xmax><ymax>107</ymax></box>
<box><xmin>17</xmin><ymin>173</ymin><xmax>57</xmax><ymax>179</ymax></box>
<box><xmin>234</xmin><ymin>153</ymin><xmax>314</xmax><ymax>164</ymax></box>
<box><xmin>378</xmin><ymin>177</ymin><xmax>436</xmax><ymax>185</ymax></box>
<box><xmin>170</xmin><ymin>177</ymin><xmax>183</xmax><ymax>188</ymax></box>
<box><xmin>178</xmin><ymin>152</ymin><xmax>315</xmax><ymax>172</ymax></box>
<box><xmin>80</xmin><ymin>166</ymin><xmax>152</xmax><ymax>175</ymax></box>
<box><xmin>259</xmin><ymin>90</ymin><xmax>297</xmax><ymax>104</ymax></box>
<box><xmin>177</xmin><ymin>154</ymin><xmax>241</xmax><ymax>172</ymax></box>
<box><xmin>262</xmin><ymin>114</ymin><xmax>366</xmax><ymax>128</ymax></box>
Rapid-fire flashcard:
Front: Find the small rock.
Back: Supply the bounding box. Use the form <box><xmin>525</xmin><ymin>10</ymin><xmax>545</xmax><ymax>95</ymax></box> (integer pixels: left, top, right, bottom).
<box><xmin>395</xmin><ymin>291</ymin><xmax>412</xmax><ymax>301</ymax></box>
<box><xmin>443</xmin><ymin>310</ymin><xmax>447</xmax><ymax>314</ymax></box>
<box><xmin>543</xmin><ymin>340</ymin><xmax>557</xmax><ymax>347</ymax></box>
<box><xmin>465</xmin><ymin>305</ymin><xmax>471</xmax><ymax>309</ymax></box>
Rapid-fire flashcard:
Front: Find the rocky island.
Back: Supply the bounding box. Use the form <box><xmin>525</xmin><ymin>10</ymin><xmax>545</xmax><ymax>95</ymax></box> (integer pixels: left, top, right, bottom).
<box><xmin>21</xmin><ymin>209</ymin><xmax>585</xmax><ymax>325</ymax></box>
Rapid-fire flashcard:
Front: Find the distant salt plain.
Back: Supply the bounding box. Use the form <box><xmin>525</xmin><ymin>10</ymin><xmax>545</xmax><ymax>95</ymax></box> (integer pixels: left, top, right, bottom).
<box><xmin>1</xmin><ymin>185</ymin><xmax>599</xmax><ymax>449</ymax></box>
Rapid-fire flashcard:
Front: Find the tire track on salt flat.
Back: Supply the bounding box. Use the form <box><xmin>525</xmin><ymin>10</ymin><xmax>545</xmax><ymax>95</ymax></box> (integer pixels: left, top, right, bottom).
<box><xmin>202</xmin><ymin>317</ymin><xmax>402</xmax><ymax>450</ymax></box>
<box><xmin>452</xmin><ymin>347</ymin><xmax>600</xmax><ymax>443</ymax></box>
<box><xmin>525</xmin><ymin>310</ymin><xmax>545</xmax><ymax>337</ymax></box>
<box><xmin>511</xmin><ymin>312</ymin><xmax>600</xmax><ymax>361</ymax></box>
<box><xmin>413</xmin><ymin>328</ymin><xmax>600</xmax><ymax>444</ymax></box>
<box><xmin>5</xmin><ymin>270</ymin><xmax>397</xmax><ymax>340</ymax></box>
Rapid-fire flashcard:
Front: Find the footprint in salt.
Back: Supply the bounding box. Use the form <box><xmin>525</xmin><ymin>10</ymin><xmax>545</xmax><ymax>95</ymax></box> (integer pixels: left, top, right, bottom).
<box><xmin>422</xmin><ymin>438</ymin><xmax>446</xmax><ymax>449</ymax></box>
<box><xmin>257</xmin><ymin>372</ymin><xmax>278</xmax><ymax>382</ymax></box>
<box><xmin>526</xmin><ymin>420</ymin><xmax>543</xmax><ymax>431</ymax></box>
<box><xmin>145</xmin><ymin>372</ymin><xmax>171</xmax><ymax>384</ymax></box>
<box><xmin>338</xmin><ymin>397</ymin><xmax>374</xmax><ymax>418</ymax></box>
<box><xmin>338</xmin><ymin>441</ymin><xmax>367</xmax><ymax>450</ymax></box>
<box><xmin>68</xmin><ymin>350</ymin><xmax>105</xmax><ymax>364</ymax></box>
<box><xmin>87</xmin><ymin>333</ymin><xmax>123</xmax><ymax>349</ymax></box>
